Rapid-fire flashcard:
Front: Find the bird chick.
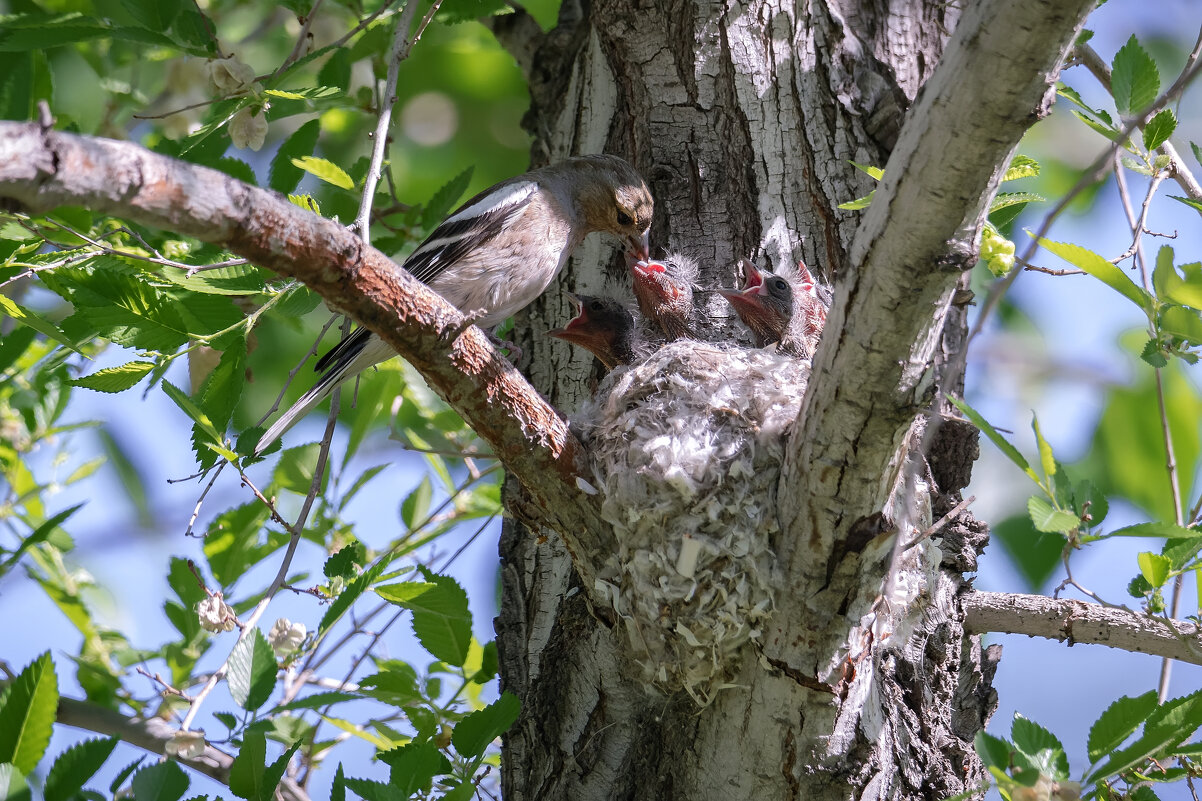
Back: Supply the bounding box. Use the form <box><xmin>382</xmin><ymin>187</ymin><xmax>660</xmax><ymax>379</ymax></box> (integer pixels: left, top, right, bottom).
<box><xmin>630</xmin><ymin>251</ymin><xmax>698</xmax><ymax>340</ymax></box>
<box><xmin>720</xmin><ymin>258</ymin><xmax>830</xmax><ymax>357</ymax></box>
<box><xmin>257</xmin><ymin>154</ymin><xmax>655</xmax><ymax>453</ymax></box>
<box><xmin>549</xmin><ymin>293</ymin><xmax>642</xmax><ymax>370</ymax></box>
<box><xmin>719</xmin><ymin>259</ymin><xmax>794</xmax><ymax>348</ymax></box>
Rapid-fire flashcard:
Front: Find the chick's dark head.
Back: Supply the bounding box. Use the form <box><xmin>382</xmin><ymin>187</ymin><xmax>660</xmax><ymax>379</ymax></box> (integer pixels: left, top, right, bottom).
<box><xmin>720</xmin><ymin>259</ymin><xmax>794</xmax><ymax>347</ymax></box>
<box><xmin>550</xmin><ymin>293</ymin><xmax>638</xmax><ymax>370</ymax></box>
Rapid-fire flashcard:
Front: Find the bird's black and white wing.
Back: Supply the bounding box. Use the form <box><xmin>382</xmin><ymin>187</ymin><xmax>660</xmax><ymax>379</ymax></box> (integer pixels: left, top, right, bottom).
<box><xmin>404</xmin><ymin>180</ymin><xmax>538</xmax><ymax>285</ymax></box>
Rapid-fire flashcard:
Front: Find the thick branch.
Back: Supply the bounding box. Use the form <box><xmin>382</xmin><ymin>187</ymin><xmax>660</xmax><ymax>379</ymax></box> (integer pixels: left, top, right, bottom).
<box><xmin>56</xmin><ymin>696</ymin><xmax>311</xmax><ymax>801</ymax></box>
<box><xmin>963</xmin><ymin>591</ymin><xmax>1202</xmax><ymax>666</ymax></box>
<box><xmin>0</xmin><ymin>122</ymin><xmax>612</xmax><ymax>589</ymax></box>
<box><xmin>775</xmin><ymin>0</ymin><xmax>1094</xmax><ymax>588</ymax></box>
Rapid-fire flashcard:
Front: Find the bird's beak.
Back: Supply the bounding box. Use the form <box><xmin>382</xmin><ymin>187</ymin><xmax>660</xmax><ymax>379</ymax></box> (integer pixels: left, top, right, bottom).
<box><xmin>627</xmin><ymin>229</ymin><xmax>651</xmax><ymax>262</ymax></box>
<box><xmin>548</xmin><ymin>293</ymin><xmax>587</xmax><ymax>338</ymax></box>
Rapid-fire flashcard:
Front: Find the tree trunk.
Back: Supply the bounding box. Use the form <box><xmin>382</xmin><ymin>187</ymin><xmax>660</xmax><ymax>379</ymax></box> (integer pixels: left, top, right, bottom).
<box><xmin>493</xmin><ymin>0</ymin><xmax>1087</xmax><ymax>797</ymax></box>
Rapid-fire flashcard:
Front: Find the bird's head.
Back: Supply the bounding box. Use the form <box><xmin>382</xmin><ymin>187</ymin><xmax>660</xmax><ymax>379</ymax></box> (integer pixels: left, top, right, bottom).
<box><xmin>719</xmin><ymin>259</ymin><xmax>794</xmax><ymax>345</ymax></box>
<box><xmin>569</xmin><ymin>154</ymin><xmax>654</xmax><ymax>260</ymax></box>
<box><xmin>549</xmin><ymin>292</ymin><xmax>637</xmax><ymax>370</ymax></box>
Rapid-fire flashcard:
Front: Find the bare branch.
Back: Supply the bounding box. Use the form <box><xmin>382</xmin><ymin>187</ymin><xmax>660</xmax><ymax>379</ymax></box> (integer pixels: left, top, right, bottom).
<box><xmin>963</xmin><ymin>591</ymin><xmax>1202</xmax><ymax>667</ymax></box>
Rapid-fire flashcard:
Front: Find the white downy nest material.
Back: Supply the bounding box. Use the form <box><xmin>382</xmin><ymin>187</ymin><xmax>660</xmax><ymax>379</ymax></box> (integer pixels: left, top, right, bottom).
<box><xmin>575</xmin><ymin>340</ymin><xmax>811</xmax><ymax>705</ymax></box>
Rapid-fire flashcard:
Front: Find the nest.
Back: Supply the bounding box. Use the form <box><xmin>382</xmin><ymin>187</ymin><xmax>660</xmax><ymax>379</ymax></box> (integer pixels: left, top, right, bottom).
<box><xmin>575</xmin><ymin>340</ymin><xmax>811</xmax><ymax>704</ymax></box>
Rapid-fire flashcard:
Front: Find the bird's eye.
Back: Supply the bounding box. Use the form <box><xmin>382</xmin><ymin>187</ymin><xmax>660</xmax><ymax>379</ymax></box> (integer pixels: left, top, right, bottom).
<box><xmin>589</xmin><ymin>301</ymin><xmax>604</xmax><ymax>312</ymax></box>
<box><xmin>773</xmin><ymin>279</ymin><xmax>788</xmax><ymax>291</ymax></box>
<box><xmin>616</xmin><ymin>210</ymin><xmax>633</xmax><ymax>226</ymax></box>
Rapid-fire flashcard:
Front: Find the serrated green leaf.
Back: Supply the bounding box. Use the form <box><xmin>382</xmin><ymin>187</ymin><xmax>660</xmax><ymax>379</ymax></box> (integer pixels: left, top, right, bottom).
<box><xmin>323</xmin><ymin>543</ymin><xmax>366</xmax><ymax>580</ymax></box>
<box><xmin>194</xmin><ymin>336</ymin><xmax>247</xmax><ymax>435</ymax></box>
<box><xmin>0</xmin><ymin>293</ymin><xmax>81</xmax><ymax>353</ymax></box>
<box><xmin>291</xmin><ymin>156</ymin><xmax>353</xmax><ymax>190</ymax></box>
<box><xmin>159</xmin><ymin>263</ymin><xmax>269</xmax><ymax>296</ymax></box>
<box><xmin>1089</xmin><ymin>691</ymin><xmax>1158</xmax><ymax>763</ymax></box>
<box><xmin>0</xmin><ymin>14</ymin><xmax>109</xmax><ymax>52</ymax></box>
<box><xmin>1010</xmin><ymin>715</ymin><xmax>1069</xmax><ymax>781</ymax></box>
<box><xmin>1161</xmin><ymin>305</ymin><xmax>1202</xmax><ymax>345</ymax></box>
<box><xmin>990</xmin><ymin>192</ymin><xmax>1044</xmax><ymax>213</ymax></box>
<box><xmin>129</xmin><ymin>760</ymin><xmax>189</xmax><ymax>801</ymax></box>
<box><xmin>1138</xmin><ymin>551</ymin><xmax>1172</xmax><ymax>588</ymax></box>
<box><xmin>358</xmin><ymin>666</ymin><xmax>421</xmax><ymax>707</ymax></box>
<box><xmin>227</xmin><ymin>629</ymin><xmax>277</xmax><ymax>710</ymax></box>
<box><xmin>202</xmin><ymin>503</ymin><xmax>279</xmax><ymax>587</ymax></box>
<box><xmin>1035</xmin><ymin>236</ymin><xmax>1151</xmax><ymax>313</ymax></box>
<box><xmin>1111</xmin><ymin>35</ymin><xmax>1160</xmax><ymax>117</ymax></box>
<box><xmin>1003</xmin><ymin>154</ymin><xmax>1040</xmax><ymax>182</ymax></box>
<box><xmin>1170</xmin><ymin>195</ymin><xmax>1202</xmax><ymax>216</ymax></box>
<box><xmin>1027</xmin><ymin>496</ymin><xmax>1079</xmax><ymax>534</ymax></box>
<box><xmin>947</xmin><ymin>396</ymin><xmax>1038</xmax><ymax>482</ymax></box>
<box><xmin>213</xmin><ymin>157</ymin><xmax>257</xmax><ymax>186</ymax></box>
<box><xmin>272</xmin><ymin>443</ymin><xmax>328</xmax><ymax>496</ymax></box>
<box><xmin>44</xmin><ymin>737</ymin><xmax>118</xmax><ymax>801</ymax></box>
<box><xmin>380</xmin><ymin>740</ymin><xmax>449</xmax><ymax>796</ymax></box>
<box><xmin>1143</xmin><ymin>109</ymin><xmax>1176</xmax><ymax>152</ymax></box>
<box><xmin>378</xmin><ymin>572</ymin><xmax>471</xmax><ymax>665</ymax></box>
<box><xmin>451</xmin><ymin>692</ymin><xmax>520</xmax><ymax>758</ymax></box>
<box><xmin>422</xmin><ymin>167</ymin><xmax>474</xmax><ymax>229</ymax></box>
<box><xmin>229</xmin><ymin>730</ymin><xmax>301</xmax><ymax>801</ymax></box>
<box><xmin>974</xmin><ymin>731</ymin><xmax>1013</xmax><ymax>772</ymax></box>
<box><xmin>270</xmin><ymin>119</ymin><xmax>320</xmax><ymax>193</ymax></box>
<box><xmin>331</xmin><ymin>762</ymin><xmax>346</xmax><ymax>801</ymax></box>
<box><xmin>1031</xmin><ymin>415</ymin><xmax>1055</xmax><ymax>478</ymax></box>
<box><xmin>264</xmin><ymin>86</ymin><xmax>339</xmax><ymax>100</ymax></box>
<box><xmin>318</xmin><ymin>561</ymin><xmax>386</xmax><ymax>638</ymax></box>
<box><xmin>0</xmin><ymin>652</ymin><xmax>58</xmax><ymax>774</ymax></box>
<box><xmin>401</xmin><ymin>476</ymin><xmax>432</xmax><ymax>529</ymax></box>
<box><xmin>341</xmin><ymin>778</ymin><xmax>407</xmax><ymax>801</ymax></box>
<box><xmin>1088</xmin><ymin>690</ymin><xmax>1202</xmax><ymax>783</ymax></box>
<box><xmin>71</xmin><ymin>361</ymin><xmax>155</xmax><ymax>393</ymax></box>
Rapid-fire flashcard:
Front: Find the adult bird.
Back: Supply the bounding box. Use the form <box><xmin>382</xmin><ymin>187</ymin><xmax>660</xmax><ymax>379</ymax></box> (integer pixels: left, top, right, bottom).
<box><xmin>549</xmin><ymin>293</ymin><xmax>643</xmax><ymax>371</ymax></box>
<box><xmin>256</xmin><ymin>154</ymin><xmax>654</xmax><ymax>452</ymax></box>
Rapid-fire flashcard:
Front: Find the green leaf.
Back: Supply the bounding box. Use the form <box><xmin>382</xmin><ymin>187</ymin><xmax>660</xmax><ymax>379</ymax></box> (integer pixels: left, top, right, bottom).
<box><xmin>0</xmin><ymin>293</ymin><xmax>81</xmax><ymax>353</ymax></box>
<box><xmin>161</xmin><ymin>380</ymin><xmax>222</xmax><ymax>443</ymax></box>
<box><xmin>317</xmin><ymin>48</ymin><xmax>351</xmax><ymax>92</ymax></box>
<box><xmin>229</xmin><ymin>731</ymin><xmax>301</xmax><ymax>801</ymax></box>
<box><xmin>377</xmin><ymin>572</ymin><xmax>472</xmax><ymax>666</ymax></box>
<box><xmin>452</xmin><ymin>692</ymin><xmax>520</xmax><ymax>758</ymax></box>
<box><xmin>1143</xmin><ymin>109</ymin><xmax>1177</xmax><ymax>152</ymax></box>
<box><xmin>1088</xmin><ymin>690</ymin><xmax>1202</xmax><ymax>783</ymax></box>
<box><xmin>358</xmin><ymin>667</ymin><xmax>421</xmax><ymax>707</ymax></box>
<box><xmin>318</xmin><ymin>562</ymin><xmax>386</xmax><ymax>638</ymax></box>
<box><xmin>947</xmin><ymin>395</ymin><xmax>1038</xmax><ymax>482</ymax></box>
<box><xmin>272</xmin><ymin>443</ymin><xmax>328</xmax><ymax>496</ymax></box>
<box><xmin>70</xmin><ymin>361</ymin><xmax>154</xmax><ymax>393</ymax></box>
<box><xmin>0</xmin><ymin>14</ymin><xmax>110</xmax><ymax>51</ymax></box>
<box><xmin>128</xmin><ymin>760</ymin><xmax>189</xmax><ymax>801</ymax></box>
<box><xmin>290</xmin><ymin>156</ymin><xmax>353</xmax><ymax>190</ymax></box>
<box><xmin>202</xmin><ymin>503</ymin><xmax>280</xmax><ymax>587</ymax></box>
<box><xmin>1071</xmin><ymin>109</ymin><xmax>1123</xmax><ymax>142</ymax></box>
<box><xmin>1138</xmin><ymin>551</ymin><xmax>1172</xmax><ymax>588</ymax></box>
<box><xmin>1192</xmin><ymin>141</ymin><xmax>1202</xmax><ymax>167</ymax></box>
<box><xmin>331</xmin><ymin>763</ymin><xmax>346</xmax><ymax>801</ymax></box>
<box><xmin>227</xmin><ymin>629</ymin><xmax>278</xmax><ymax>711</ymax></box>
<box><xmin>342</xmin><ymin>778</ymin><xmax>407</xmax><ymax>801</ymax></box>
<box><xmin>1106</xmin><ymin>522</ymin><xmax>1202</xmax><ymax>539</ymax></box>
<box><xmin>1010</xmin><ymin>715</ymin><xmax>1069</xmax><ymax>781</ymax></box>
<box><xmin>422</xmin><ymin>168</ymin><xmax>474</xmax><ymax>229</ymax></box>
<box><xmin>1161</xmin><ymin>305</ymin><xmax>1202</xmax><ymax>345</ymax></box>
<box><xmin>0</xmin><ymin>652</ymin><xmax>58</xmax><ymax>774</ymax></box>
<box><xmin>271</xmin><ymin>691</ymin><xmax>362</xmax><ymax>713</ymax></box>
<box><xmin>195</xmin><ymin>336</ymin><xmax>247</xmax><ymax>436</ymax></box>
<box><xmin>377</xmin><ymin>740</ymin><xmax>449</xmax><ymax>796</ymax></box>
<box><xmin>1026</xmin><ymin>496</ymin><xmax>1079</xmax><ymax>534</ymax></box>
<box><xmin>0</xmin><ymin>763</ymin><xmax>28</xmax><ymax>801</ymax></box>
<box><xmin>0</xmin><ymin>51</ymin><xmax>33</xmax><ymax>120</ymax></box>
<box><xmin>1169</xmin><ymin>195</ymin><xmax>1202</xmax><ymax>216</ymax></box>
<box><xmin>270</xmin><ymin>120</ymin><xmax>321</xmax><ymax>194</ymax></box>
<box><xmin>1003</xmin><ymin>155</ymin><xmax>1040</xmax><ymax>182</ymax></box>
<box><xmin>159</xmin><ymin>263</ymin><xmax>270</xmax><ymax>296</ymax></box>
<box><xmin>837</xmin><ymin>189</ymin><xmax>875</xmax><ymax>211</ymax></box>
<box><xmin>1</xmin><ymin>504</ymin><xmax>82</xmax><ymax>576</ymax></box>
<box><xmin>1035</xmin><ymin>236</ymin><xmax>1151</xmax><ymax>313</ymax></box>
<box><xmin>989</xmin><ymin>192</ymin><xmax>1044</xmax><ymax>213</ymax></box>
<box><xmin>435</xmin><ymin>0</ymin><xmax>509</xmax><ymax>24</ymax></box>
<box><xmin>1111</xmin><ymin>35</ymin><xmax>1160</xmax><ymax>117</ymax></box>
<box><xmin>1031</xmin><ymin>415</ymin><xmax>1056</xmax><ymax>478</ymax></box>
<box><xmin>849</xmin><ymin>161</ymin><xmax>884</xmax><ymax>180</ymax></box>
<box><xmin>974</xmin><ymin>731</ymin><xmax>1013</xmax><ymax>772</ymax></box>
<box><xmin>44</xmin><ymin>737</ymin><xmax>118</xmax><ymax>801</ymax></box>
<box><xmin>1089</xmin><ymin>691</ymin><xmax>1158</xmax><ymax>763</ymax></box>
<box><xmin>401</xmin><ymin>476</ymin><xmax>432</xmax><ymax>529</ymax></box>
<box><xmin>323</xmin><ymin>543</ymin><xmax>366</xmax><ymax>580</ymax></box>
<box><xmin>264</xmin><ymin>86</ymin><xmax>339</xmax><ymax>100</ymax></box>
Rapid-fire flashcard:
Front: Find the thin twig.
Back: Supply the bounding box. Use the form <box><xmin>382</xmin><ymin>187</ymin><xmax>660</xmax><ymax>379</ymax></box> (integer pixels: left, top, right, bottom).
<box><xmin>272</xmin><ymin>0</ymin><xmax>325</xmax><ymax>81</ymax></box>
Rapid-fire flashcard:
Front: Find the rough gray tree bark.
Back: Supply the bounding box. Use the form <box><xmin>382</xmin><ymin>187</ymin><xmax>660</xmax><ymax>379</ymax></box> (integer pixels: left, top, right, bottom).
<box><xmin>491</xmin><ymin>0</ymin><xmax>1092</xmax><ymax>798</ymax></box>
